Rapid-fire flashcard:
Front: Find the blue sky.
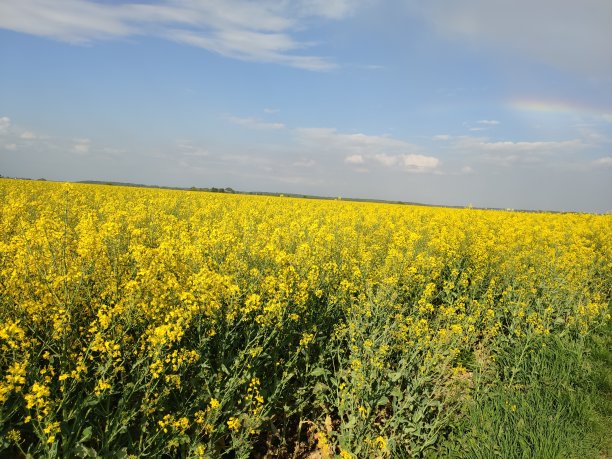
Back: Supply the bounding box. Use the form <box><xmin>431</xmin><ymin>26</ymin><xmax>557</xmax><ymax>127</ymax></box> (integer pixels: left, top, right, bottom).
<box><xmin>1</xmin><ymin>0</ymin><xmax>611</xmax><ymax>212</ymax></box>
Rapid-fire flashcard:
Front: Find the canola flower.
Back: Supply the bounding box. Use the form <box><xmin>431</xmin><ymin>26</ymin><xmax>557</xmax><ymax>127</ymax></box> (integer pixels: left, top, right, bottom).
<box><xmin>0</xmin><ymin>178</ymin><xmax>610</xmax><ymax>457</ymax></box>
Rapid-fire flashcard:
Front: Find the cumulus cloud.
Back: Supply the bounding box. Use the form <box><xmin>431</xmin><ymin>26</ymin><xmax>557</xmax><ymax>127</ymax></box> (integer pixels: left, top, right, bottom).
<box><xmin>373</xmin><ymin>153</ymin><xmax>440</xmax><ymax>171</ymax></box>
<box><xmin>295</xmin><ymin>127</ymin><xmax>440</xmax><ymax>173</ymax></box>
<box><xmin>400</xmin><ymin>154</ymin><xmax>440</xmax><ymax>171</ymax></box>
<box><xmin>0</xmin><ymin>0</ymin><xmax>355</xmax><ymax>70</ymax></box>
<box><xmin>477</xmin><ymin>120</ymin><xmax>499</xmax><ymax>125</ymax></box>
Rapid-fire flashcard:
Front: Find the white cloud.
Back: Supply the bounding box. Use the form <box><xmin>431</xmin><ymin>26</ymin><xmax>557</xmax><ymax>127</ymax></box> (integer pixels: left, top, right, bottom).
<box><xmin>414</xmin><ymin>0</ymin><xmax>612</xmax><ymax>79</ymax></box>
<box><xmin>0</xmin><ymin>117</ymin><xmax>10</xmax><ymax>135</ymax></box>
<box><xmin>373</xmin><ymin>153</ymin><xmax>397</xmax><ymax>167</ymax></box>
<box><xmin>461</xmin><ymin>165</ymin><xmax>474</xmax><ymax>174</ymax></box>
<box><xmin>454</xmin><ymin>136</ymin><xmax>588</xmax><ymax>166</ymax></box>
<box><xmin>345</xmin><ymin>154</ymin><xmax>365</xmax><ymax>164</ymax></box>
<box><xmin>293</xmin><ymin>158</ymin><xmax>315</xmax><ymax>167</ymax></box>
<box><xmin>4</xmin><ymin>143</ymin><xmax>17</xmax><ymax>151</ymax></box>
<box><xmin>226</xmin><ymin>115</ymin><xmax>285</xmax><ymax>130</ymax></box>
<box><xmin>474</xmin><ymin>139</ymin><xmax>584</xmax><ymax>154</ymax></box>
<box><xmin>373</xmin><ymin>153</ymin><xmax>440</xmax><ymax>172</ymax></box>
<box><xmin>297</xmin><ymin>0</ymin><xmax>354</xmax><ymax>19</ymax></box>
<box><xmin>433</xmin><ymin>134</ymin><xmax>450</xmax><ymax>141</ymax></box>
<box><xmin>264</xmin><ymin>108</ymin><xmax>280</xmax><ymax>114</ymax></box>
<box><xmin>593</xmin><ymin>156</ymin><xmax>612</xmax><ymax>167</ymax></box>
<box><xmin>400</xmin><ymin>154</ymin><xmax>440</xmax><ymax>171</ymax></box>
<box><xmin>177</xmin><ymin>142</ymin><xmax>209</xmax><ymax>158</ymax></box>
<box><xmin>72</xmin><ymin>138</ymin><xmax>91</xmax><ymax>154</ymax></box>
<box><xmin>477</xmin><ymin>120</ymin><xmax>499</xmax><ymax>125</ymax></box>
<box><xmin>297</xmin><ymin>127</ymin><xmax>441</xmax><ymax>173</ymax></box>
<box><xmin>20</xmin><ymin>131</ymin><xmax>36</xmax><ymax>140</ymax></box>
<box><xmin>469</xmin><ymin>127</ymin><xmax>485</xmax><ymax>132</ymax></box>
<box><xmin>0</xmin><ymin>0</ymin><xmax>353</xmax><ymax>70</ymax></box>
<box><xmin>297</xmin><ymin>127</ymin><xmax>417</xmax><ymax>153</ymax></box>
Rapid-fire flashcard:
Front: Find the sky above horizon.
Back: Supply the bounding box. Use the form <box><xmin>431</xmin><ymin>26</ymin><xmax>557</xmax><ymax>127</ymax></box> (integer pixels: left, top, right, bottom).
<box><xmin>1</xmin><ymin>0</ymin><xmax>611</xmax><ymax>212</ymax></box>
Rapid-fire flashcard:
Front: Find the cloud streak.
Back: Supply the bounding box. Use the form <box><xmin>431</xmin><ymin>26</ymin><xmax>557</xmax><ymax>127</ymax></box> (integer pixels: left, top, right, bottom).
<box><xmin>414</xmin><ymin>0</ymin><xmax>612</xmax><ymax>79</ymax></box>
<box><xmin>226</xmin><ymin>115</ymin><xmax>285</xmax><ymax>130</ymax></box>
<box><xmin>453</xmin><ymin>136</ymin><xmax>589</xmax><ymax>166</ymax></box>
<box><xmin>0</xmin><ymin>0</ymin><xmax>354</xmax><ymax>70</ymax></box>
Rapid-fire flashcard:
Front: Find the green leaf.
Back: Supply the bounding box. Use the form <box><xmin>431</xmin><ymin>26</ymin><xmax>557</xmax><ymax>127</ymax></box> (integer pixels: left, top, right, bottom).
<box><xmin>390</xmin><ymin>387</ymin><xmax>404</xmax><ymax>400</ymax></box>
<box><xmin>310</xmin><ymin>367</ymin><xmax>328</xmax><ymax>377</ymax></box>
<box><xmin>80</xmin><ymin>426</ymin><xmax>92</xmax><ymax>442</ymax></box>
<box><xmin>74</xmin><ymin>444</ymin><xmax>98</xmax><ymax>458</ymax></box>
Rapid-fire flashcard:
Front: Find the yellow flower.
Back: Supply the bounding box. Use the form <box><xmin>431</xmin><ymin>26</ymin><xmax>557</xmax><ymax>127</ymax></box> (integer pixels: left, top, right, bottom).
<box><xmin>374</xmin><ymin>435</ymin><xmax>387</xmax><ymax>451</ymax></box>
<box><xmin>209</xmin><ymin>398</ymin><xmax>220</xmax><ymax>410</ymax></box>
<box><xmin>227</xmin><ymin>417</ymin><xmax>241</xmax><ymax>432</ymax></box>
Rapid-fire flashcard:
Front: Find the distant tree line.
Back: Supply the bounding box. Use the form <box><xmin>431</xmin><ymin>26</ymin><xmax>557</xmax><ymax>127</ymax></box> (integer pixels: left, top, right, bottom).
<box><xmin>189</xmin><ymin>187</ymin><xmax>235</xmax><ymax>194</ymax></box>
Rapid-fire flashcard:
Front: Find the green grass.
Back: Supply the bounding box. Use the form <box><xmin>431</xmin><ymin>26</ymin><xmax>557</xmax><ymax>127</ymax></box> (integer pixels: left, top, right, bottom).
<box><xmin>439</xmin><ymin>309</ymin><xmax>612</xmax><ymax>459</ymax></box>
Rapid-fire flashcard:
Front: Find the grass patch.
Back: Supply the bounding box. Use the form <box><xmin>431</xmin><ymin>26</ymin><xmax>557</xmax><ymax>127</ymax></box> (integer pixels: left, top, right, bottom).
<box><xmin>441</xmin><ymin>315</ymin><xmax>612</xmax><ymax>459</ymax></box>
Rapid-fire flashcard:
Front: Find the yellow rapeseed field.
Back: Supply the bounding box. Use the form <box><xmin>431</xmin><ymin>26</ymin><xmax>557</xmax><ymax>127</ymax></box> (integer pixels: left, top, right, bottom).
<box><xmin>0</xmin><ymin>179</ymin><xmax>610</xmax><ymax>457</ymax></box>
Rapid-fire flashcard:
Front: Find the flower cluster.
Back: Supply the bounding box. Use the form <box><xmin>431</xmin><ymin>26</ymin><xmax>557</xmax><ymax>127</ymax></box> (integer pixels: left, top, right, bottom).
<box><xmin>0</xmin><ymin>178</ymin><xmax>609</xmax><ymax>456</ymax></box>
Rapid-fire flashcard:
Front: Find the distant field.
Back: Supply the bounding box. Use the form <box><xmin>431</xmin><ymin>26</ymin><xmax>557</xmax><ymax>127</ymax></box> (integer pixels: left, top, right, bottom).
<box><xmin>1</xmin><ymin>179</ymin><xmax>610</xmax><ymax>458</ymax></box>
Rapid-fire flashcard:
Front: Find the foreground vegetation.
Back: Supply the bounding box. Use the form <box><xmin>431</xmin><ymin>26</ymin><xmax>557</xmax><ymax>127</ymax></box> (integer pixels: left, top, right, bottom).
<box><xmin>0</xmin><ymin>179</ymin><xmax>610</xmax><ymax>458</ymax></box>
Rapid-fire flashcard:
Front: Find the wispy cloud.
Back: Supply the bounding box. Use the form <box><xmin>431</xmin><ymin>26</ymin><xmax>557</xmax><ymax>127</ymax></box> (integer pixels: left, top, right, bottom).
<box><xmin>0</xmin><ymin>0</ymin><xmax>355</xmax><ymax>70</ymax></box>
<box><xmin>454</xmin><ymin>136</ymin><xmax>588</xmax><ymax>166</ymax></box>
<box><xmin>345</xmin><ymin>154</ymin><xmax>365</xmax><ymax>164</ymax></box>
<box><xmin>477</xmin><ymin>119</ymin><xmax>500</xmax><ymax>125</ymax></box>
<box><xmin>72</xmin><ymin>138</ymin><xmax>91</xmax><ymax>155</ymax></box>
<box><xmin>20</xmin><ymin>131</ymin><xmax>36</xmax><ymax>140</ymax></box>
<box><xmin>0</xmin><ymin>116</ymin><xmax>11</xmax><ymax>135</ymax></box>
<box><xmin>176</xmin><ymin>141</ymin><xmax>209</xmax><ymax>158</ymax></box>
<box><xmin>226</xmin><ymin>115</ymin><xmax>285</xmax><ymax>130</ymax></box>
<box><xmin>0</xmin><ymin>116</ymin><xmax>43</xmax><ymax>142</ymax></box>
<box><xmin>293</xmin><ymin>158</ymin><xmax>316</xmax><ymax>167</ymax></box>
<box><xmin>593</xmin><ymin>156</ymin><xmax>612</xmax><ymax>167</ymax></box>
<box><xmin>414</xmin><ymin>0</ymin><xmax>612</xmax><ymax>79</ymax></box>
